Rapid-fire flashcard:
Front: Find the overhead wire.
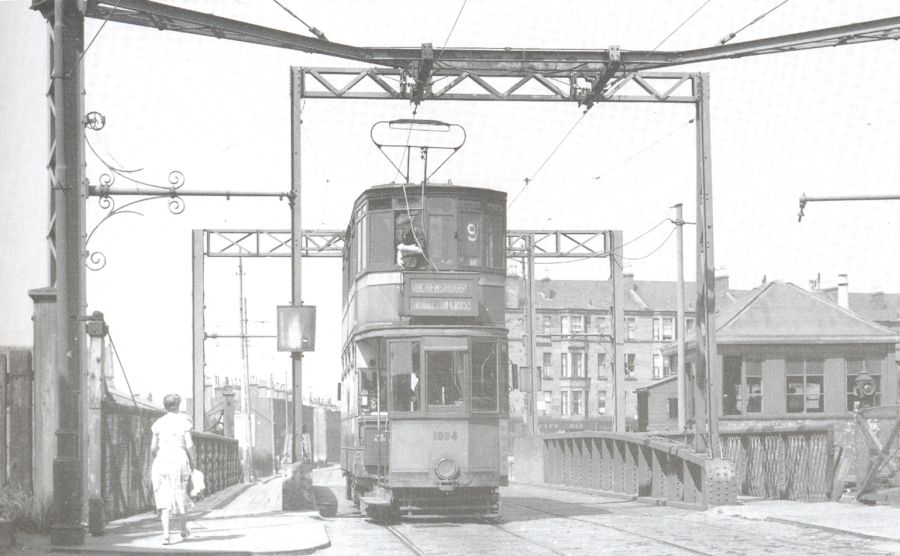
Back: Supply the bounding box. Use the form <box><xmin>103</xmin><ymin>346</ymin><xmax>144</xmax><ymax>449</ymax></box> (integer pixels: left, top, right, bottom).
<box><xmin>623</xmin><ymin>226</ymin><xmax>677</xmax><ymax>260</ymax></box>
<box><xmin>107</xmin><ymin>330</ymin><xmax>139</xmax><ymax>409</ymax></box>
<box><xmin>651</xmin><ymin>0</ymin><xmax>714</xmax><ymax>51</ymax></box>
<box><xmin>536</xmin><ymin>118</ymin><xmax>695</xmax><ymax>232</ymax></box>
<box><xmin>719</xmin><ymin>0</ymin><xmax>792</xmax><ymax>45</ymax></box>
<box><xmin>436</xmin><ymin>0</ymin><xmax>468</xmax><ymax>61</ymax></box>
<box><xmin>532</xmin><ymin>216</ymin><xmax>673</xmax><ymax>266</ymax></box>
<box><xmin>269</xmin><ymin>0</ymin><xmax>328</xmax><ymax>40</ymax></box>
<box><xmin>507</xmin><ymin>109</ymin><xmax>591</xmax><ymax>209</ymax></box>
<box><xmin>65</xmin><ymin>0</ymin><xmax>124</xmax><ymax>79</ymax></box>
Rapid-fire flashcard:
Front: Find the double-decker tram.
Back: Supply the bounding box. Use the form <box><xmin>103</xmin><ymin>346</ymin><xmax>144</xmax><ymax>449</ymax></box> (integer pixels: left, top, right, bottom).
<box><xmin>339</xmin><ymin>176</ymin><xmax>509</xmax><ymax>519</ymax></box>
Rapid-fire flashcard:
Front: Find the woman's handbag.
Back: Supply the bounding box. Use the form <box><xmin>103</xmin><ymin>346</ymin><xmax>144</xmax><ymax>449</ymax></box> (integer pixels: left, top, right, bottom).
<box><xmin>190</xmin><ymin>469</ymin><xmax>206</xmax><ymax>497</ymax></box>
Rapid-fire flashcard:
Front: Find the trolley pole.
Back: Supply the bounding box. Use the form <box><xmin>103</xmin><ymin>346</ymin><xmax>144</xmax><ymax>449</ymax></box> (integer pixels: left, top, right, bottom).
<box><xmin>290</xmin><ymin>67</ymin><xmax>304</xmax><ymax>464</ymax></box>
<box><xmin>525</xmin><ymin>235</ymin><xmax>539</xmax><ymax>435</ymax></box>
<box><xmin>673</xmin><ymin>204</ymin><xmax>688</xmax><ymax>431</ymax></box>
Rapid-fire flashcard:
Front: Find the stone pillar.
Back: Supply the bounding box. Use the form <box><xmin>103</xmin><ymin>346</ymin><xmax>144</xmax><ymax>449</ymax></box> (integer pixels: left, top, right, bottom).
<box><xmin>8</xmin><ymin>350</ymin><xmax>34</xmax><ymax>492</ymax></box>
<box><xmin>85</xmin><ymin>312</ymin><xmax>107</xmax><ymax>535</ymax></box>
<box><xmin>29</xmin><ymin>288</ymin><xmax>58</xmax><ymax>521</ymax></box>
<box><xmin>223</xmin><ymin>382</ymin><xmax>236</xmax><ymax>438</ymax></box>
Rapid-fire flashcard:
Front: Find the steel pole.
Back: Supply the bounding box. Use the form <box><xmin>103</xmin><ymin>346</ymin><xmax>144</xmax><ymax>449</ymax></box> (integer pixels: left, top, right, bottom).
<box><xmin>191</xmin><ymin>230</ymin><xmax>205</xmax><ymax>432</ymax></box>
<box><xmin>238</xmin><ymin>258</ymin><xmax>253</xmax><ymax>481</ymax></box>
<box><xmin>49</xmin><ymin>0</ymin><xmax>86</xmax><ymax>545</ymax></box>
<box><xmin>674</xmin><ymin>204</ymin><xmax>687</xmax><ymax>431</ymax></box>
<box><xmin>695</xmin><ymin>73</ymin><xmax>719</xmax><ymax>456</ymax></box>
<box><xmin>290</xmin><ymin>67</ymin><xmax>304</xmax><ymax>464</ymax></box>
<box><xmin>524</xmin><ymin>235</ymin><xmax>538</xmax><ymax>435</ymax></box>
<box><xmin>609</xmin><ymin>230</ymin><xmax>626</xmax><ymax>433</ymax></box>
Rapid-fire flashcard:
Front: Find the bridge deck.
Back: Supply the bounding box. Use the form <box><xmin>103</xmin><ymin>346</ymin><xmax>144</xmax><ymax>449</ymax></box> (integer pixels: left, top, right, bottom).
<box><xmin>18</xmin><ymin>466</ymin><xmax>900</xmax><ymax>554</ymax></box>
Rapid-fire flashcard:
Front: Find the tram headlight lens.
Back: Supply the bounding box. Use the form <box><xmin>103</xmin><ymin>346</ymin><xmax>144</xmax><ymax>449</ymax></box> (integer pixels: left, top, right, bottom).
<box><xmin>435</xmin><ymin>458</ymin><xmax>460</xmax><ymax>481</ymax></box>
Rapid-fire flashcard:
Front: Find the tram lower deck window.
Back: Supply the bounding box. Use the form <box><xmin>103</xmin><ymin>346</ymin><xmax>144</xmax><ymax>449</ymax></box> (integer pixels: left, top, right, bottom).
<box><xmin>471</xmin><ymin>341</ymin><xmax>499</xmax><ymax>412</ymax></box>
<box><xmin>426</xmin><ymin>351</ymin><xmax>466</xmax><ymax>409</ymax></box>
<box><xmin>390</xmin><ymin>341</ymin><xmax>421</xmax><ymax>412</ymax></box>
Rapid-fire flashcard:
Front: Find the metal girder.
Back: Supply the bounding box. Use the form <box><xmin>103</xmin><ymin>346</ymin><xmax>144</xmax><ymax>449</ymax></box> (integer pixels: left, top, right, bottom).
<box><xmin>299</xmin><ymin>67</ymin><xmax>697</xmax><ymax>103</ymax></box>
<box><xmin>82</xmin><ymin>1</ymin><xmax>900</xmax><ymax>77</ymax></box>
<box><xmin>203</xmin><ymin>229</ymin><xmax>609</xmax><ymax>259</ymax></box>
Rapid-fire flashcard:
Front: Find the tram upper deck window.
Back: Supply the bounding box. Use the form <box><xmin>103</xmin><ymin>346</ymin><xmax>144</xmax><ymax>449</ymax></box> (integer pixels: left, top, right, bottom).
<box><xmin>459</xmin><ymin>201</ymin><xmax>482</xmax><ymax>268</ymax></box>
<box><xmin>426</xmin><ymin>350</ymin><xmax>467</xmax><ymax>410</ymax></box>
<box><xmin>390</xmin><ymin>341</ymin><xmax>421</xmax><ymax>412</ymax></box>
<box><xmin>395</xmin><ymin>211</ymin><xmax>428</xmax><ymax>270</ymax></box>
<box><xmin>471</xmin><ymin>341</ymin><xmax>499</xmax><ymax>412</ymax></box>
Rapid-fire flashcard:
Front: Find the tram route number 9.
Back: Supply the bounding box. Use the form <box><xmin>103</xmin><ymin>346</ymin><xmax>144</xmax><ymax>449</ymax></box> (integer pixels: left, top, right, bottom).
<box><xmin>467</xmin><ymin>223</ymin><xmax>478</xmax><ymax>242</ymax></box>
<box><xmin>434</xmin><ymin>431</ymin><xmax>458</xmax><ymax>441</ymax></box>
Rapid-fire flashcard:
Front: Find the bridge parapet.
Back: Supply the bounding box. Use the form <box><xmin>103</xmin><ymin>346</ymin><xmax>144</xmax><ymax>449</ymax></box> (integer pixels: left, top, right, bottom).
<box><xmin>543</xmin><ymin>432</ymin><xmax>736</xmax><ymax>509</ymax></box>
<box><xmin>192</xmin><ymin>431</ymin><xmax>241</xmax><ymax>493</ymax></box>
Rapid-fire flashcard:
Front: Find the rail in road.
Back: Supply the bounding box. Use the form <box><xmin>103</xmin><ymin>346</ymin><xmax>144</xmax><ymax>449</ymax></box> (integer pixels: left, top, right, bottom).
<box><xmin>311</xmin><ymin>467</ymin><xmax>900</xmax><ymax>555</ymax></box>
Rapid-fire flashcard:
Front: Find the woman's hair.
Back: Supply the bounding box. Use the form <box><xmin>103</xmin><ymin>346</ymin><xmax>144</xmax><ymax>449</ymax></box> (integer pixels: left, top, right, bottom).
<box><xmin>163</xmin><ymin>393</ymin><xmax>181</xmax><ymax>412</ymax></box>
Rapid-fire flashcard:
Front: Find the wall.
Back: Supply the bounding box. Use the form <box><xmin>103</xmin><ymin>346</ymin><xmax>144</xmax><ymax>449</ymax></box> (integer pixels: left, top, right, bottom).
<box><xmin>640</xmin><ymin>378</ymin><xmax>679</xmax><ymax>432</ymax></box>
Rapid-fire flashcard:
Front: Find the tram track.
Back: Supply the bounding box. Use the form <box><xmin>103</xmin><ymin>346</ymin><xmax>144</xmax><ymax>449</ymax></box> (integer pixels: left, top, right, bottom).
<box><xmin>501</xmin><ymin>499</ymin><xmax>715</xmax><ymax>556</ymax></box>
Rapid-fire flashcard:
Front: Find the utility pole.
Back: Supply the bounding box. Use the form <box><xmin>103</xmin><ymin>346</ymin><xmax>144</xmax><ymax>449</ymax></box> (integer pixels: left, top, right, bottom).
<box><xmin>290</xmin><ymin>67</ymin><xmax>304</xmax><ymax>465</ymax></box>
<box><xmin>238</xmin><ymin>258</ymin><xmax>253</xmax><ymax>482</ymax></box>
<box><xmin>525</xmin><ymin>236</ymin><xmax>538</xmax><ymax>435</ymax></box>
<box><xmin>609</xmin><ymin>231</ymin><xmax>626</xmax><ymax>433</ymax></box>
<box><xmin>673</xmin><ymin>204</ymin><xmax>687</xmax><ymax>431</ymax></box>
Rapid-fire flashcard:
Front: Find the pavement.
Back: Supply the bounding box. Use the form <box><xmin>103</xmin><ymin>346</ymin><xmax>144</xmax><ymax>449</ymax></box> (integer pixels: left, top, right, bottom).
<box><xmin>712</xmin><ymin>498</ymin><xmax>900</xmax><ymax>543</ymax></box>
<box><xmin>13</xmin><ymin>473</ymin><xmax>331</xmax><ymax>555</ymax></box>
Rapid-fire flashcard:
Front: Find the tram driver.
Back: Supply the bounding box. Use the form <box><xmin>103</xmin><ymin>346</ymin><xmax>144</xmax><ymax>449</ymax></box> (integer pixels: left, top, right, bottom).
<box><xmin>395</xmin><ymin>212</ymin><xmax>426</xmax><ymax>270</ymax></box>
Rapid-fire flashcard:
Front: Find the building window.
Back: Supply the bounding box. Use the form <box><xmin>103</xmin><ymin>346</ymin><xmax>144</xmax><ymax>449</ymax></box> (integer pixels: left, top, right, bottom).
<box><xmin>571</xmin><ymin>352</ymin><xmax>584</xmax><ymax>377</ymax></box>
<box><xmin>685</xmin><ymin>317</ymin><xmax>695</xmax><ymax>332</ymax></box>
<box><xmin>542</xmin><ymin>352</ymin><xmax>553</xmax><ymax>378</ymax></box>
<box><xmin>786</xmin><ymin>358</ymin><xmax>825</xmax><ymax>414</ymax></box>
<box><xmin>847</xmin><ymin>357</ymin><xmax>882</xmax><ymax>410</ymax></box>
<box><xmin>560</xmin><ymin>391</ymin><xmax>570</xmax><ymax>416</ymax></box>
<box><xmin>723</xmin><ymin>356</ymin><xmax>763</xmax><ymax>415</ymax></box>
<box><xmin>542</xmin><ymin>315</ymin><xmax>552</xmax><ymax>335</ymax></box>
<box><xmin>626</xmin><ymin>317</ymin><xmax>636</xmax><ymax>340</ymax></box>
<box><xmin>667</xmin><ymin>398</ymin><xmax>679</xmax><ymax>419</ymax></box>
<box><xmin>625</xmin><ymin>354</ymin><xmax>636</xmax><ymax>378</ymax></box>
<box><xmin>663</xmin><ymin>357</ymin><xmax>673</xmax><ymax>377</ymax></box>
<box><xmin>596</xmin><ymin>316</ymin><xmax>610</xmax><ymax>336</ymax></box>
<box><xmin>652</xmin><ymin>354</ymin><xmax>663</xmax><ymax>379</ymax></box>
<box><xmin>561</xmin><ymin>316</ymin><xmax>570</xmax><ymax>335</ymax></box>
<box><xmin>597</xmin><ymin>352</ymin><xmax>607</xmax><ymax>378</ymax></box>
<box><xmin>560</xmin><ymin>352</ymin><xmax>570</xmax><ymax>377</ymax></box>
<box><xmin>510</xmin><ymin>363</ymin><xmax>519</xmax><ymax>390</ymax></box>
<box><xmin>597</xmin><ymin>390</ymin><xmax>607</xmax><ymax>415</ymax></box>
<box><xmin>570</xmin><ymin>315</ymin><xmax>584</xmax><ymax>334</ymax></box>
<box><xmin>542</xmin><ymin>391</ymin><xmax>552</xmax><ymax>415</ymax></box>
<box><xmin>572</xmin><ymin>391</ymin><xmax>583</xmax><ymax>416</ymax></box>
<box><xmin>652</xmin><ymin>317</ymin><xmax>675</xmax><ymax>341</ymax></box>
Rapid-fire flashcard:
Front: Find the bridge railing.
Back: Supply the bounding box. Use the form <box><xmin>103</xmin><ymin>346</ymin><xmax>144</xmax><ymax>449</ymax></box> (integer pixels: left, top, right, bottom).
<box><xmin>193</xmin><ymin>431</ymin><xmax>241</xmax><ymax>493</ymax></box>
<box><xmin>654</xmin><ymin>425</ymin><xmax>835</xmax><ymax>501</ymax></box>
<box><xmin>543</xmin><ymin>432</ymin><xmax>736</xmax><ymax>509</ymax></box>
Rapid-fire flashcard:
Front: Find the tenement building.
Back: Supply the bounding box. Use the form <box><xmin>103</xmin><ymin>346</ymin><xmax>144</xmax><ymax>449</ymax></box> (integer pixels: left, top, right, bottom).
<box><xmin>505</xmin><ymin>273</ymin><xmax>742</xmax><ymax>431</ymax></box>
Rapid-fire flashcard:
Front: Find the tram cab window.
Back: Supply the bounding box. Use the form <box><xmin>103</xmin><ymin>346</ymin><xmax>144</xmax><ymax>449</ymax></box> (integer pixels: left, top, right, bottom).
<box><xmin>359</xmin><ymin>368</ymin><xmax>387</xmax><ymax>414</ymax></box>
<box><xmin>395</xmin><ymin>211</ymin><xmax>427</xmax><ymax>270</ymax></box>
<box><xmin>390</xmin><ymin>341</ymin><xmax>421</xmax><ymax>412</ymax></box>
<box><xmin>459</xmin><ymin>205</ymin><xmax>482</xmax><ymax>268</ymax></box>
<box><xmin>426</xmin><ymin>350</ymin><xmax>467</xmax><ymax>409</ymax></box>
<box><xmin>471</xmin><ymin>341</ymin><xmax>499</xmax><ymax>412</ymax></box>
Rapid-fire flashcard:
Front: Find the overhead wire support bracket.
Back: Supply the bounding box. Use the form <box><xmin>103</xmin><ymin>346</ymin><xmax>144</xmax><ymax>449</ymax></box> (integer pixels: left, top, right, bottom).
<box><xmin>410</xmin><ymin>43</ymin><xmax>434</xmax><ymax>108</ymax></box>
<box><xmin>578</xmin><ymin>46</ymin><xmax>622</xmax><ymax>110</ymax></box>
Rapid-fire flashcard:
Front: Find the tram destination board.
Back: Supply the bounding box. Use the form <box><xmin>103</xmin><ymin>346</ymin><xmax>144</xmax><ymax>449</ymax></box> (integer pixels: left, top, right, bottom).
<box><xmin>401</xmin><ymin>273</ymin><xmax>479</xmax><ymax>317</ymax></box>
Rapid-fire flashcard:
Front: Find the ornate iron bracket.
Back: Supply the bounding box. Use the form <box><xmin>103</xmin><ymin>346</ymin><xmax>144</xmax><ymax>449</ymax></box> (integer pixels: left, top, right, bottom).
<box><xmin>84</xmin><ymin>111</ymin><xmax>186</xmax><ymax>270</ymax></box>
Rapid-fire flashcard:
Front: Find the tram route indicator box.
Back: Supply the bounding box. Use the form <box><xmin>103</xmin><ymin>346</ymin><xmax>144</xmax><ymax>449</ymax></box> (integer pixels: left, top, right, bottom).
<box><xmin>401</xmin><ymin>273</ymin><xmax>479</xmax><ymax>317</ymax></box>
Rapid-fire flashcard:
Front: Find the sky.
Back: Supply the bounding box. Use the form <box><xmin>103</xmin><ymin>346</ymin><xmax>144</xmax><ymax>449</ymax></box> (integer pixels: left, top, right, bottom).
<box><xmin>2</xmin><ymin>1</ymin><xmax>899</xmax><ymax>403</ymax></box>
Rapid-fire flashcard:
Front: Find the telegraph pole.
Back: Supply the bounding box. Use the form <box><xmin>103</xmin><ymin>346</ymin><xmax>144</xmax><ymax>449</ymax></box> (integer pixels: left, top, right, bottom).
<box><xmin>609</xmin><ymin>231</ymin><xmax>626</xmax><ymax>433</ymax></box>
<box><xmin>673</xmin><ymin>204</ymin><xmax>687</xmax><ymax>431</ymax></box>
<box><xmin>290</xmin><ymin>67</ymin><xmax>304</xmax><ymax>464</ymax></box>
<box><xmin>238</xmin><ymin>258</ymin><xmax>253</xmax><ymax>481</ymax></box>
<box><xmin>525</xmin><ymin>236</ymin><xmax>538</xmax><ymax>435</ymax></box>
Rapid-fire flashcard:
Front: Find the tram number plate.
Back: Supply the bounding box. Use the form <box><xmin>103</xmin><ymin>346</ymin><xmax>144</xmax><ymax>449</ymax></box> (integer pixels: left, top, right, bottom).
<box><xmin>433</xmin><ymin>431</ymin><xmax>458</xmax><ymax>441</ymax></box>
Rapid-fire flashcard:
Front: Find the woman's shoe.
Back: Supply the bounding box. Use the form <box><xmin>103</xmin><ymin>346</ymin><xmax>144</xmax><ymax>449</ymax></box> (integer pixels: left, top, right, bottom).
<box><xmin>162</xmin><ymin>535</ymin><xmax>172</xmax><ymax>545</ymax></box>
<box><xmin>180</xmin><ymin>526</ymin><xmax>191</xmax><ymax>539</ymax></box>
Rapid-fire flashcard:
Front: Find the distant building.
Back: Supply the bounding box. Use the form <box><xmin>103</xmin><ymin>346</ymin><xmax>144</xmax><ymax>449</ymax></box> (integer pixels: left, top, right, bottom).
<box><xmin>505</xmin><ymin>273</ymin><xmax>742</xmax><ymax>430</ymax></box>
<box><xmin>657</xmin><ymin>281</ymin><xmax>898</xmax><ymax>431</ymax></box>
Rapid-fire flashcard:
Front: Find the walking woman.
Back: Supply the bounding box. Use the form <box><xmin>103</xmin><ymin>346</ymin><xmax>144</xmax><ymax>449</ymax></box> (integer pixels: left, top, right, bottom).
<box><xmin>150</xmin><ymin>393</ymin><xmax>194</xmax><ymax>544</ymax></box>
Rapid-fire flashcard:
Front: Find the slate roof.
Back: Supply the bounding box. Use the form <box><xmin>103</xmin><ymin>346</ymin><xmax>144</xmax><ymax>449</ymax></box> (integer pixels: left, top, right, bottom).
<box><xmin>507</xmin><ymin>277</ymin><xmax>744</xmax><ymax>313</ymax></box>
<box><xmin>818</xmin><ymin>290</ymin><xmax>900</xmax><ymax>324</ymax></box>
<box><xmin>664</xmin><ymin>281</ymin><xmax>898</xmax><ymax>352</ymax></box>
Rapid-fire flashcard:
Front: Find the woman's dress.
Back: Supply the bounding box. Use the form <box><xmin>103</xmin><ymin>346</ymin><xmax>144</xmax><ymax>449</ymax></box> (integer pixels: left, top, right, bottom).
<box><xmin>150</xmin><ymin>412</ymin><xmax>193</xmax><ymax>513</ymax></box>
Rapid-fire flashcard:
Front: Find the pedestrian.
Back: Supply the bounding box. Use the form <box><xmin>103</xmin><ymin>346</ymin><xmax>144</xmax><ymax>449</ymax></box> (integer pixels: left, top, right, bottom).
<box><xmin>150</xmin><ymin>393</ymin><xmax>194</xmax><ymax>544</ymax></box>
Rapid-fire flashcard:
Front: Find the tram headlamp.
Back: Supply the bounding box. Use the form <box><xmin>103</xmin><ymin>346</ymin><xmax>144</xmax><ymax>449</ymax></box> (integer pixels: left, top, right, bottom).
<box><xmin>435</xmin><ymin>458</ymin><xmax>460</xmax><ymax>481</ymax></box>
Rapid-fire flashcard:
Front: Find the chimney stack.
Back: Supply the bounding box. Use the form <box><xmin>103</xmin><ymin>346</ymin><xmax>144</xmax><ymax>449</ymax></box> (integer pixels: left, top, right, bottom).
<box><xmin>837</xmin><ymin>274</ymin><xmax>849</xmax><ymax>309</ymax></box>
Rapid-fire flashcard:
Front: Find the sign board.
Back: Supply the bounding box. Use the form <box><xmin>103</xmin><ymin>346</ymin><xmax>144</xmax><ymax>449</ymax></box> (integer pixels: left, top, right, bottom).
<box><xmin>401</xmin><ymin>273</ymin><xmax>478</xmax><ymax>317</ymax></box>
<box><xmin>276</xmin><ymin>305</ymin><xmax>316</xmax><ymax>352</ymax></box>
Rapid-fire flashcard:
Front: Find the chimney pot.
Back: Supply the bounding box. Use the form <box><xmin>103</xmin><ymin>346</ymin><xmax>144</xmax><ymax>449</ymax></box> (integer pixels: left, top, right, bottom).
<box><xmin>837</xmin><ymin>274</ymin><xmax>849</xmax><ymax>309</ymax></box>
